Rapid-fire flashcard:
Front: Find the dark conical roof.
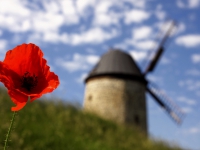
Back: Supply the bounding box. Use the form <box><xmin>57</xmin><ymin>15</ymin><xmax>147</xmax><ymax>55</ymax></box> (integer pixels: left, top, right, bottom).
<box><xmin>85</xmin><ymin>49</ymin><xmax>145</xmax><ymax>82</ymax></box>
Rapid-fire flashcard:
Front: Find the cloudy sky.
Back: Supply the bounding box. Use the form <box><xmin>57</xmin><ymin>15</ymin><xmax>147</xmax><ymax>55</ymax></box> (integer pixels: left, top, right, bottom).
<box><xmin>0</xmin><ymin>0</ymin><xmax>200</xmax><ymax>149</ymax></box>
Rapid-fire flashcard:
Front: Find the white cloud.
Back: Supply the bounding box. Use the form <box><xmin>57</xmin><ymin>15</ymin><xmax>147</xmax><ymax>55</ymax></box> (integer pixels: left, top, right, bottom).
<box><xmin>26</xmin><ymin>1</ymin><xmax>119</xmax><ymax>45</ymax></box>
<box><xmin>120</xmin><ymin>23</ymin><xmax>161</xmax><ymax>52</ymax></box>
<box><xmin>95</xmin><ymin>1</ymin><xmax>112</xmax><ymax>14</ymax></box>
<box><xmin>147</xmin><ymin>75</ymin><xmax>163</xmax><ymax>83</ymax></box>
<box><xmin>155</xmin><ymin>4</ymin><xmax>166</xmax><ymax>20</ymax></box>
<box><xmin>188</xmin><ymin>127</ymin><xmax>200</xmax><ymax>134</ymax></box>
<box><xmin>86</xmin><ymin>55</ymin><xmax>100</xmax><ymax>64</ymax></box>
<box><xmin>32</xmin><ymin>12</ymin><xmax>64</xmax><ymax>33</ymax></box>
<box><xmin>0</xmin><ymin>0</ymin><xmax>79</xmax><ymax>34</ymax></box>
<box><xmin>28</xmin><ymin>27</ymin><xmax>118</xmax><ymax>45</ymax></box>
<box><xmin>191</xmin><ymin>54</ymin><xmax>200</xmax><ymax>63</ymax></box>
<box><xmin>181</xmin><ymin>107</ymin><xmax>193</xmax><ymax>113</ymax></box>
<box><xmin>56</xmin><ymin>58</ymin><xmax>87</xmax><ymax>72</ymax></box>
<box><xmin>93</xmin><ymin>12</ymin><xmax>120</xmax><ymax>27</ymax></box>
<box><xmin>188</xmin><ymin>0</ymin><xmax>200</xmax><ymax>8</ymax></box>
<box><xmin>59</xmin><ymin>0</ymin><xmax>80</xmax><ymax>25</ymax></box>
<box><xmin>134</xmin><ymin>40</ymin><xmax>157</xmax><ymax>50</ymax></box>
<box><xmin>70</xmin><ymin>27</ymin><xmax>118</xmax><ymax>45</ymax></box>
<box><xmin>124</xmin><ymin>0</ymin><xmax>146</xmax><ymax>8</ymax></box>
<box><xmin>92</xmin><ymin>1</ymin><xmax>121</xmax><ymax>27</ymax></box>
<box><xmin>132</xmin><ymin>26</ymin><xmax>152</xmax><ymax>40</ymax></box>
<box><xmin>183</xmin><ymin>127</ymin><xmax>200</xmax><ymax>134</ymax></box>
<box><xmin>124</xmin><ymin>9</ymin><xmax>150</xmax><ymax>24</ymax></box>
<box><xmin>0</xmin><ymin>0</ymin><xmax>149</xmax><ymax>46</ymax></box>
<box><xmin>129</xmin><ymin>50</ymin><xmax>147</xmax><ymax>61</ymax></box>
<box><xmin>76</xmin><ymin>0</ymin><xmax>96</xmax><ymax>14</ymax></box>
<box><xmin>177</xmin><ymin>0</ymin><xmax>186</xmax><ymax>8</ymax></box>
<box><xmin>179</xmin><ymin>79</ymin><xmax>200</xmax><ymax>91</ymax></box>
<box><xmin>43</xmin><ymin>32</ymin><xmax>69</xmax><ymax>44</ymax></box>
<box><xmin>0</xmin><ymin>1</ymin><xmax>31</xmax><ymax>17</ymax></box>
<box><xmin>177</xmin><ymin>96</ymin><xmax>196</xmax><ymax>105</ymax></box>
<box><xmin>160</xmin><ymin>57</ymin><xmax>171</xmax><ymax>64</ymax></box>
<box><xmin>42</xmin><ymin>1</ymin><xmax>60</xmax><ymax>13</ymax></box>
<box><xmin>0</xmin><ymin>12</ymin><xmax>32</xmax><ymax>32</ymax></box>
<box><xmin>177</xmin><ymin>0</ymin><xmax>200</xmax><ymax>8</ymax></box>
<box><xmin>56</xmin><ymin>53</ymin><xmax>99</xmax><ymax>72</ymax></box>
<box><xmin>176</xmin><ymin>35</ymin><xmax>200</xmax><ymax>47</ymax></box>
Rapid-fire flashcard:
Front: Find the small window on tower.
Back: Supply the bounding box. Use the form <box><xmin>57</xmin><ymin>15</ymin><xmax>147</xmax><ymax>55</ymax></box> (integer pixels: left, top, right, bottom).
<box><xmin>134</xmin><ymin>115</ymin><xmax>139</xmax><ymax>125</ymax></box>
<box><xmin>88</xmin><ymin>95</ymin><xmax>92</xmax><ymax>101</ymax></box>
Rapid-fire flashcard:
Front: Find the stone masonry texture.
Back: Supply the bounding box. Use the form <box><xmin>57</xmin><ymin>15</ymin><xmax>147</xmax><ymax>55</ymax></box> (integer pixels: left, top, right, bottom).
<box><xmin>84</xmin><ymin>76</ymin><xmax>147</xmax><ymax>134</ymax></box>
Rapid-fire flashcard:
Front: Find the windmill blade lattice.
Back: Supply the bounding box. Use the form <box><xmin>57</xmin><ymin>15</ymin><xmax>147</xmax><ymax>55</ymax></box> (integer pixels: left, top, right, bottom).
<box><xmin>148</xmin><ymin>82</ymin><xmax>185</xmax><ymax>124</ymax></box>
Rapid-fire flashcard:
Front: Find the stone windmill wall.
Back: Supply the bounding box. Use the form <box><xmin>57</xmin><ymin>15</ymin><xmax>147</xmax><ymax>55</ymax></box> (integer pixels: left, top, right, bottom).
<box><xmin>83</xmin><ymin>50</ymin><xmax>148</xmax><ymax>135</ymax></box>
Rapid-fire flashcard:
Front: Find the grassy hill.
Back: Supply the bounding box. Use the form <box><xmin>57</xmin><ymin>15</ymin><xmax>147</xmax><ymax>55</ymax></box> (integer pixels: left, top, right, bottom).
<box><xmin>0</xmin><ymin>88</ymin><xmax>182</xmax><ymax>150</ymax></box>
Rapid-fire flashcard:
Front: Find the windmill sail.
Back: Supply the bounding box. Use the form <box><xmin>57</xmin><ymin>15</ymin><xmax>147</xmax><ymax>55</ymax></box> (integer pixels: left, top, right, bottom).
<box><xmin>147</xmin><ymin>83</ymin><xmax>184</xmax><ymax>124</ymax></box>
<box><xmin>144</xmin><ymin>47</ymin><xmax>164</xmax><ymax>73</ymax></box>
<box><xmin>144</xmin><ymin>21</ymin><xmax>175</xmax><ymax>75</ymax></box>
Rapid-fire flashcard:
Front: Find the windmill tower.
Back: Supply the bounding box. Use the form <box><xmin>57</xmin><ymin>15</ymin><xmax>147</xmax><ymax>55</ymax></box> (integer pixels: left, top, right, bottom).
<box><xmin>83</xmin><ymin>21</ymin><xmax>184</xmax><ymax>135</ymax></box>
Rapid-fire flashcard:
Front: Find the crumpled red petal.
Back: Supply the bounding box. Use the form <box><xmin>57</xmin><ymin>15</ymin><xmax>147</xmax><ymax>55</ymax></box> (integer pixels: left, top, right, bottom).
<box><xmin>3</xmin><ymin>43</ymin><xmax>44</xmax><ymax>77</ymax></box>
<box><xmin>0</xmin><ymin>62</ymin><xmax>19</xmax><ymax>90</ymax></box>
<box><xmin>8</xmin><ymin>89</ymin><xmax>28</xmax><ymax>111</ymax></box>
<box><xmin>30</xmin><ymin>71</ymin><xmax>59</xmax><ymax>102</ymax></box>
<box><xmin>0</xmin><ymin>62</ymin><xmax>28</xmax><ymax>111</ymax></box>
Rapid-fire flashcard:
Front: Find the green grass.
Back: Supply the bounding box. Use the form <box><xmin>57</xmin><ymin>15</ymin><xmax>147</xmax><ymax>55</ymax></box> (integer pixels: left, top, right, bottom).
<box><xmin>0</xmin><ymin>88</ymin><xmax>182</xmax><ymax>150</ymax></box>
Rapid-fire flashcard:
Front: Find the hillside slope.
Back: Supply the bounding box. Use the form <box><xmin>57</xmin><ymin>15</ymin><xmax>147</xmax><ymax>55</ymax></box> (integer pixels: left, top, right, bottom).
<box><xmin>0</xmin><ymin>88</ymin><xmax>182</xmax><ymax>150</ymax></box>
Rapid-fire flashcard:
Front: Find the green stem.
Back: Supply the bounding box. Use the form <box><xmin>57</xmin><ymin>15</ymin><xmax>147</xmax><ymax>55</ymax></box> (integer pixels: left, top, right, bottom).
<box><xmin>4</xmin><ymin>111</ymin><xmax>17</xmax><ymax>150</ymax></box>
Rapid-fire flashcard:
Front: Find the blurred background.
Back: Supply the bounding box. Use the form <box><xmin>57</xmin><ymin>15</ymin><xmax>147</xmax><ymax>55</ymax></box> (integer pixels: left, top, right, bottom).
<box><xmin>0</xmin><ymin>0</ymin><xmax>199</xmax><ymax>149</ymax></box>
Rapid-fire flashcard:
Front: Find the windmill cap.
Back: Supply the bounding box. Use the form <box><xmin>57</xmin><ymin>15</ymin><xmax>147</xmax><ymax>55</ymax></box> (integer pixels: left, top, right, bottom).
<box><xmin>85</xmin><ymin>49</ymin><xmax>145</xmax><ymax>83</ymax></box>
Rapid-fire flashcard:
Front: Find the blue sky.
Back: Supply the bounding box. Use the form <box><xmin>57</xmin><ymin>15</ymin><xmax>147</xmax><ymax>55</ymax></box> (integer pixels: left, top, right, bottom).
<box><xmin>0</xmin><ymin>0</ymin><xmax>200</xmax><ymax>149</ymax></box>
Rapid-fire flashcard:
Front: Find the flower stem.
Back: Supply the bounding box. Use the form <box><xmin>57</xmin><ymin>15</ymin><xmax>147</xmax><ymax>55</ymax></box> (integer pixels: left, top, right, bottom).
<box><xmin>4</xmin><ymin>111</ymin><xmax>17</xmax><ymax>150</ymax></box>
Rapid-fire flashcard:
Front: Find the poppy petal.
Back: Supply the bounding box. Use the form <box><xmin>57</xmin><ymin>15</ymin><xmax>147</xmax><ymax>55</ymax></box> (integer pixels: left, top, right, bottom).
<box><xmin>44</xmin><ymin>72</ymin><xmax>60</xmax><ymax>93</ymax></box>
<box><xmin>30</xmin><ymin>95</ymin><xmax>41</xmax><ymax>102</ymax></box>
<box><xmin>3</xmin><ymin>43</ymin><xmax>44</xmax><ymax>76</ymax></box>
<box><xmin>11</xmin><ymin>102</ymin><xmax>27</xmax><ymax>111</ymax></box>
<box><xmin>30</xmin><ymin>72</ymin><xmax>59</xmax><ymax>102</ymax></box>
<box><xmin>0</xmin><ymin>62</ymin><xmax>27</xmax><ymax>111</ymax></box>
<box><xmin>8</xmin><ymin>89</ymin><xmax>28</xmax><ymax>111</ymax></box>
<box><xmin>0</xmin><ymin>62</ymin><xmax>20</xmax><ymax>90</ymax></box>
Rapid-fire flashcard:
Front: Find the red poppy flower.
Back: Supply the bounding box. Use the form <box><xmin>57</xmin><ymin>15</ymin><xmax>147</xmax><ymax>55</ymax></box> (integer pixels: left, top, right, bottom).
<box><xmin>0</xmin><ymin>43</ymin><xmax>59</xmax><ymax>111</ymax></box>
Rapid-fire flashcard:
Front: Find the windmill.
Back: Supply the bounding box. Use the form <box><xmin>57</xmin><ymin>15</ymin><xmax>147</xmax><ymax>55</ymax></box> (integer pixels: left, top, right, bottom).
<box><xmin>83</xmin><ymin>20</ymin><xmax>184</xmax><ymax>135</ymax></box>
